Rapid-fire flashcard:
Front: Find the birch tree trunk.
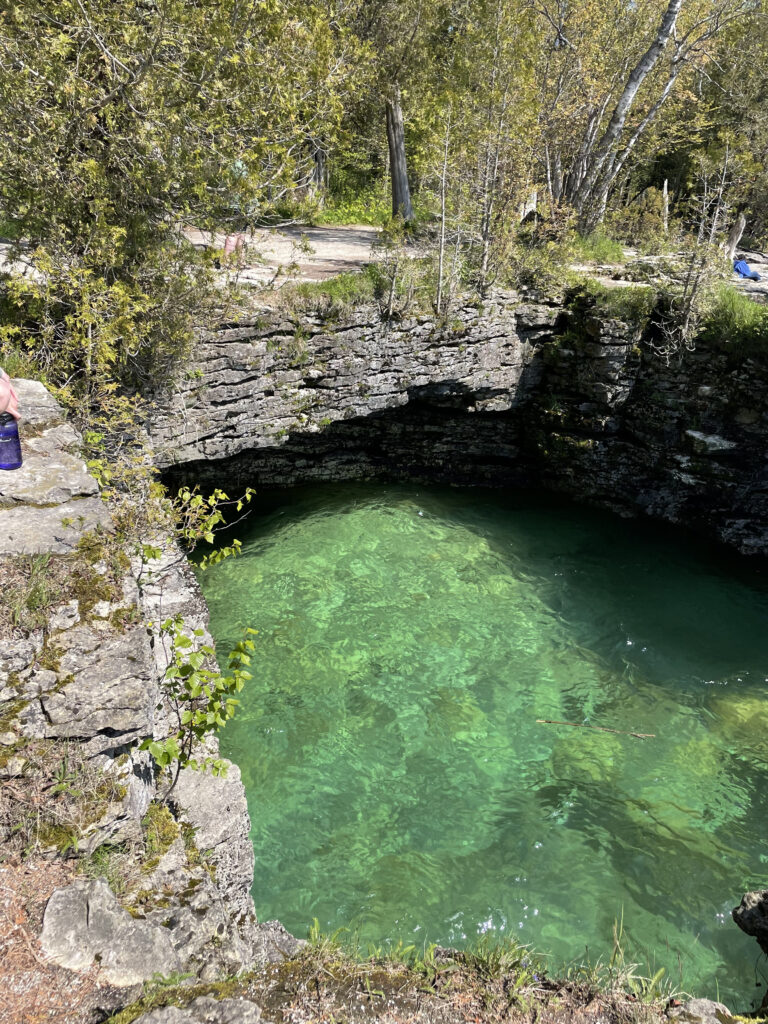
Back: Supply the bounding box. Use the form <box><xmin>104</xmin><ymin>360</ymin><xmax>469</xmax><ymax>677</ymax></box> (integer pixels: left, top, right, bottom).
<box><xmin>385</xmin><ymin>86</ymin><xmax>414</xmax><ymax>221</ymax></box>
<box><xmin>436</xmin><ymin>113</ymin><xmax>451</xmax><ymax>316</ymax></box>
<box><xmin>568</xmin><ymin>0</ymin><xmax>683</xmax><ymax>230</ymax></box>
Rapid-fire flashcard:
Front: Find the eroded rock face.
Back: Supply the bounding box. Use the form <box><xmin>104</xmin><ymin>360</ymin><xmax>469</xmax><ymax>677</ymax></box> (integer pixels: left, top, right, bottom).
<box><xmin>149</xmin><ymin>294</ymin><xmax>552</xmax><ymax>468</ymax></box>
<box><xmin>40</xmin><ymin>878</ymin><xmax>183</xmax><ymax>986</ymax></box>
<box><xmin>0</xmin><ymin>381</ymin><xmax>294</xmax><ymax>1002</ymax></box>
<box><xmin>151</xmin><ymin>295</ymin><xmax>768</xmax><ymax>556</ymax></box>
<box><xmin>35</xmin><ymin>624</ymin><xmax>156</xmax><ymax>753</ymax></box>
<box><xmin>171</xmin><ymin>765</ymin><xmax>255</xmax><ymax>924</ymax></box>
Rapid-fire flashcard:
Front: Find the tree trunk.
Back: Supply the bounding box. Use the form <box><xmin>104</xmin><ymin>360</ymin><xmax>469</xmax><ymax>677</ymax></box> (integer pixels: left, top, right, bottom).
<box><xmin>724</xmin><ymin>211</ymin><xmax>746</xmax><ymax>261</ymax></box>
<box><xmin>436</xmin><ymin>113</ymin><xmax>450</xmax><ymax>316</ymax></box>
<box><xmin>570</xmin><ymin>0</ymin><xmax>683</xmax><ymax>227</ymax></box>
<box><xmin>309</xmin><ymin>141</ymin><xmax>326</xmax><ymax>202</ymax></box>
<box><xmin>385</xmin><ymin>86</ymin><xmax>413</xmax><ymax>222</ymax></box>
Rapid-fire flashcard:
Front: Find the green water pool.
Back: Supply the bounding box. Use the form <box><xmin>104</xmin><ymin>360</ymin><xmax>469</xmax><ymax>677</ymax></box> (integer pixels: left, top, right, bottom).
<box><xmin>196</xmin><ymin>484</ymin><xmax>768</xmax><ymax>1007</ymax></box>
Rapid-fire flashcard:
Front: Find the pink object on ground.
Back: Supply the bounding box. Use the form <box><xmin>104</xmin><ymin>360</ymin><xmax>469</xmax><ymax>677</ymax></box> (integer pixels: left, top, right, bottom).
<box><xmin>223</xmin><ymin>233</ymin><xmax>246</xmax><ymax>257</ymax></box>
<box><xmin>0</xmin><ymin>370</ymin><xmax>20</xmax><ymax>421</ymax></box>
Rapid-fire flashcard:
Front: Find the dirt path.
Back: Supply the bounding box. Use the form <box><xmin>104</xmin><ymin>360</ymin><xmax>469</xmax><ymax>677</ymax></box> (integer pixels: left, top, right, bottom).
<box><xmin>184</xmin><ymin>223</ymin><xmax>380</xmax><ymax>286</ymax></box>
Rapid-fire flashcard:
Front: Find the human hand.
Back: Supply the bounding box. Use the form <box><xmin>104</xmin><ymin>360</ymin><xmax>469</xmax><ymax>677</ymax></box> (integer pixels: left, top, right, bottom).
<box><xmin>0</xmin><ymin>370</ymin><xmax>20</xmax><ymax>421</ymax></box>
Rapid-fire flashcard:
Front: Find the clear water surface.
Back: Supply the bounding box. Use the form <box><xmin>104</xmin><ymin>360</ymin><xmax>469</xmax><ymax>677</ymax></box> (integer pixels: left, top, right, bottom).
<box><xmin>197</xmin><ymin>485</ymin><xmax>768</xmax><ymax>1007</ymax></box>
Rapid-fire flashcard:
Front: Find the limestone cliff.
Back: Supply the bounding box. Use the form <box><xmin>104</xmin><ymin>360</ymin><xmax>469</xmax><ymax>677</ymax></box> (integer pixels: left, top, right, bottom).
<box><xmin>0</xmin><ymin>385</ymin><xmax>300</xmax><ymax>1019</ymax></box>
<box><xmin>149</xmin><ymin>291</ymin><xmax>768</xmax><ymax>556</ymax></box>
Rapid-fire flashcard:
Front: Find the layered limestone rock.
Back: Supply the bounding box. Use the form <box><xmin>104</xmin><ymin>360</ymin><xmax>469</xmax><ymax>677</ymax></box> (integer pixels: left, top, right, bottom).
<box><xmin>0</xmin><ymin>380</ymin><xmax>111</xmax><ymax>555</ymax></box>
<box><xmin>150</xmin><ymin>292</ymin><xmax>768</xmax><ymax>555</ymax></box>
<box><xmin>149</xmin><ymin>293</ymin><xmax>553</xmax><ymax>468</ymax></box>
<box><xmin>0</xmin><ymin>381</ymin><xmax>300</xmax><ymax>1009</ymax></box>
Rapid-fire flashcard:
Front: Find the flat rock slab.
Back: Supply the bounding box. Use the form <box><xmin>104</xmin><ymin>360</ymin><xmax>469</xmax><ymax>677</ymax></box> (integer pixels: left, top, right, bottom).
<box><xmin>134</xmin><ymin>996</ymin><xmax>263</xmax><ymax>1023</ymax></box>
<box><xmin>38</xmin><ymin>623</ymin><xmax>155</xmax><ymax>750</ymax></box>
<box><xmin>0</xmin><ymin>424</ymin><xmax>98</xmax><ymax>507</ymax></box>
<box><xmin>41</xmin><ymin>878</ymin><xmax>182</xmax><ymax>987</ymax></box>
<box><xmin>12</xmin><ymin>378</ymin><xmax>66</xmax><ymax>430</ymax></box>
<box><xmin>0</xmin><ymin>496</ymin><xmax>112</xmax><ymax>554</ymax></box>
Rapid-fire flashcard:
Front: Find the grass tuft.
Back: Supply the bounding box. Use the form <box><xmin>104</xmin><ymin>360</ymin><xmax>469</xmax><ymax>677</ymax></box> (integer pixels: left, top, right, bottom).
<box><xmin>567</xmin><ymin>278</ymin><xmax>657</xmax><ymax>326</ymax></box>
<box><xmin>572</xmin><ymin>230</ymin><xmax>626</xmax><ymax>264</ymax></box>
<box><xmin>272</xmin><ymin>267</ymin><xmax>378</xmax><ymax>317</ymax></box>
<box><xmin>699</xmin><ymin>284</ymin><xmax>768</xmax><ymax>357</ymax></box>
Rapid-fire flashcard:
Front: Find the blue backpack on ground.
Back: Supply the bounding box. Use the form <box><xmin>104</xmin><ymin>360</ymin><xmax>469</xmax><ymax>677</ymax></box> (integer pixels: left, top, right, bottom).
<box><xmin>734</xmin><ymin>258</ymin><xmax>761</xmax><ymax>281</ymax></box>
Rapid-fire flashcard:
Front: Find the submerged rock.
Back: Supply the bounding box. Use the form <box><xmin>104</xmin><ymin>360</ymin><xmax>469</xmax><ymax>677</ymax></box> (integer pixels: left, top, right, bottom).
<box><xmin>732</xmin><ymin>890</ymin><xmax>768</xmax><ymax>956</ymax></box>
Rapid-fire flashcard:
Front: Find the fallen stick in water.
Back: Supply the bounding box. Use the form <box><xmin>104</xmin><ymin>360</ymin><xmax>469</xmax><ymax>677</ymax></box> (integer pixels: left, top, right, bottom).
<box><xmin>536</xmin><ymin>719</ymin><xmax>655</xmax><ymax>739</ymax></box>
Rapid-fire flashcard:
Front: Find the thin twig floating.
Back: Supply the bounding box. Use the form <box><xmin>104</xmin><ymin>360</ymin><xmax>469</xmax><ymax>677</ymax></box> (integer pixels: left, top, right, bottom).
<box><xmin>536</xmin><ymin>719</ymin><xmax>655</xmax><ymax>739</ymax></box>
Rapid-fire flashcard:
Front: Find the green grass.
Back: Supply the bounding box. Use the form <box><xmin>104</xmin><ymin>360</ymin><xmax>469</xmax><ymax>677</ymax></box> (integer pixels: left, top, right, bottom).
<box><xmin>312</xmin><ymin>187</ymin><xmax>437</xmax><ymax>228</ymax></box>
<box><xmin>700</xmin><ymin>284</ymin><xmax>768</xmax><ymax>357</ymax></box>
<box><xmin>275</xmin><ymin>267</ymin><xmax>378</xmax><ymax>316</ymax></box>
<box><xmin>567</xmin><ymin>277</ymin><xmax>657</xmax><ymax>325</ymax></box>
<box><xmin>571</xmin><ymin>230</ymin><xmax>626</xmax><ymax>264</ymax></box>
<box><xmin>565</xmin><ymin>913</ymin><xmax>686</xmax><ymax>1004</ymax></box>
<box><xmin>313</xmin><ymin>187</ymin><xmax>392</xmax><ymax>227</ymax></box>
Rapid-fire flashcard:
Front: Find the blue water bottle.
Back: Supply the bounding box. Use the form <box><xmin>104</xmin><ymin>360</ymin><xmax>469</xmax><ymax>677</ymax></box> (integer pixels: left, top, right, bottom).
<box><xmin>0</xmin><ymin>413</ymin><xmax>22</xmax><ymax>470</ymax></box>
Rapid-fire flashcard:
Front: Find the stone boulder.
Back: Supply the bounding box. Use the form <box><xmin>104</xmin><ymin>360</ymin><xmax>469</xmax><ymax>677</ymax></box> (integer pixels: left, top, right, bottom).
<box><xmin>41</xmin><ymin>878</ymin><xmax>182</xmax><ymax>986</ymax></box>
<box><xmin>0</xmin><ymin>424</ymin><xmax>99</xmax><ymax>508</ymax></box>
<box><xmin>0</xmin><ymin>497</ymin><xmax>112</xmax><ymax>555</ymax></box>
<box><xmin>12</xmin><ymin>378</ymin><xmax>67</xmax><ymax>431</ymax></box>
<box><xmin>668</xmin><ymin>999</ymin><xmax>736</xmax><ymax>1024</ymax></box>
<box><xmin>251</xmin><ymin>919</ymin><xmax>305</xmax><ymax>963</ymax></box>
<box><xmin>139</xmin><ymin>838</ymin><xmax>255</xmax><ymax>978</ymax></box>
<box><xmin>732</xmin><ymin>890</ymin><xmax>768</xmax><ymax>956</ymax></box>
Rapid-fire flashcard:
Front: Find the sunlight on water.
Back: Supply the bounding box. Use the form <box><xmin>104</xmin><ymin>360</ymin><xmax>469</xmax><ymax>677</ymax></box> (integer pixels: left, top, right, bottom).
<box><xmin>197</xmin><ymin>485</ymin><xmax>768</xmax><ymax>1008</ymax></box>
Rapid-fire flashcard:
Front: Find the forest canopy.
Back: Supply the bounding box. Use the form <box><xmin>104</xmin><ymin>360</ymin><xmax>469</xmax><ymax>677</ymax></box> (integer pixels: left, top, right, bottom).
<box><xmin>0</xmin><ymin>0</ymin><xmax>766</xmax><ymax>394</ymax></box>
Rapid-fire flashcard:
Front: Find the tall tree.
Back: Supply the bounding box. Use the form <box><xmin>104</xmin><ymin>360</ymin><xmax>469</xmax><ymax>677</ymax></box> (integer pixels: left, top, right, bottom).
<box><xmin>531</xmin><ymin>0</ymin><xmax>757</xmax><ymax>230</ymax></box>
<box><xmin>352</xmin><ymin>0</ymin><xmax>452</xmax><ymax>221</ymax></box>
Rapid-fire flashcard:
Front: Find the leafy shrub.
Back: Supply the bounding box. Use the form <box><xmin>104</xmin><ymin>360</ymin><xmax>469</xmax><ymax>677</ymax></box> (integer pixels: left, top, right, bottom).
<box><xmin>508</xmin><ymin>235</ymin><xmax>575</xmax><ymax>296</ymax></box>
<box><xmin>140</xmin><ymin>617</ymin><xmax>256</xmax><ymax>800</ymax></box>
<box><xmin>314</xmin><ymin>187</ymin><xmax>392</xmax><ymax>227</ymax></box>
<box><xmin>606</xmin><ymin>186</ymin><xmax>676</xmax><ymax>254</ymax></box>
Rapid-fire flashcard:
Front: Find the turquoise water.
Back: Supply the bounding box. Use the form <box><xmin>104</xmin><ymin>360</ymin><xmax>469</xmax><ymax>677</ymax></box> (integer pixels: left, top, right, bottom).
<box><xmin>197</xmin><ymin>485</ymin><xmax>768</xmax><ymax>1007</ymax></box>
